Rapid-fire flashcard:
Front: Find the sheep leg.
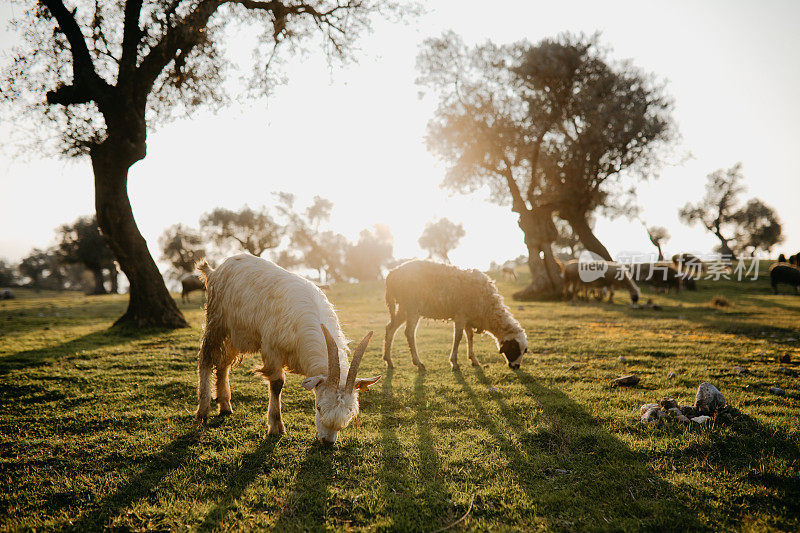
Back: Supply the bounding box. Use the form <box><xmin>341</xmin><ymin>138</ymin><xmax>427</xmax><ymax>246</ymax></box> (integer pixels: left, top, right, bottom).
<box><xmin>267</xmin><ymin>370</ymin><xmax>286</xmax><ymax>435</ymax></box>
<box><xmin>449</xmin><ymin>321</ymin><xmax>465</xmax><ymax>371</ymax></box>
<box><xmin>404</xmin><ymin>314</ymin><xmax>425</xmax><ymax>371</ymax></box>
<box><xmin>383</xmin><ymin>312</ymin><xmax>405</xmax><ymax>369</ymax></box>
<box><xmin>465</xmin><ymin>327</ymin><xmax>482</xmax><ymax>366</ymax></box>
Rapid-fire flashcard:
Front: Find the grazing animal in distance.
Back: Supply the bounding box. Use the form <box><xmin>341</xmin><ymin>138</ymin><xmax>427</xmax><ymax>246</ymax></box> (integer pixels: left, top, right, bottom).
<box><xmin>383</xmin><ymin>260</ymin><xmax>527</xmax><ymax>372</ymax></box>
<box><xmin>501</xmin><ymin>266</ymin><xmax>518</xmax><ymax>281</ymax></box>
<box><xmin>181</xmin><ymin>274</ymin><xmax>205</xmax><ymax>302</ymax></box>
<box><xmin>0</xmin><ymin>288</ymin><xmax>14</xmax><ymax>300</ymax></box>
<box><xmin>195</xmin><ymin>254</ymin><xmax>380</xmax><ymax>445</ymax></box>
<box><xmin>769</xmin><ymin>263</ymin><xmax>800</xmax><ymax>295</ymax></box>
<box><xmin>778</xmin><ymin>253</ymin><xmax>787</xmax><ymax>263</ymax></box>
<box><xmin>562</xmin><ymin>260</ymin><xmax>640</xmax><ymax>305</ymax></box>
<box><xmin>672</xmin><ymin>253</ymin><xmax>706</xmax><ymax>278</ymax></box>
<box><xmin>677</xmin><ymin>272</ymin><xmax>698</xmax><ymax>291</ymax></box>
<box><xmin>630</xmin><ymin>263</ymin><xmax>683</xmax><ymax>293</ymax></box>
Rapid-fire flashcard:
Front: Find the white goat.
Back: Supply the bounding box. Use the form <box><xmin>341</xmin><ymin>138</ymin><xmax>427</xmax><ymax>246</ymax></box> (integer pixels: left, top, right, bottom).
<box><xmin>384</xmin><ymin>259</ymin><xmax>528</xmax><ymax>371</ymax></box>
<box><xmin>195</xmin><ymin>254</ymin><xmax>380</xmax><ymax>444</ymax></box>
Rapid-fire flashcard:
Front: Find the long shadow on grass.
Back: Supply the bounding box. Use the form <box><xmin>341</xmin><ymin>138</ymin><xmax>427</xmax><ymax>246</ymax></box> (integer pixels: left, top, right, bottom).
<box><xmin>272</xmin><ymin>442</ymin><xmax>335</xmax><ymax>529</ymax></box>
<box><xmin>197</xmin><ymin>436</ymin><xmax>281</xmax><ymax>531</ymax></box>
<box><xmin>670</xmin><ymin>409</ymin><xmax>800</xmax><ymax>528</ymax></box>
<box><xmin>411</xmin><ymin>371</ymin><xmax>456</xmax><ymax>528</ymax></box>
<box><xmin>454</xmin><ymin>369</ymin><xmax>701</xmax><ymax>530</ymax></box>
<box><xmin>0</xmin><ymin>326</ymin><xmax>164</xmax><ymax>376</ymax></box>
<box><xmin>66</xmin><ymin>430</ymin><xmax>198</xmax><ymax>531</ymax></box>
<box><xmin>376</xmin><ymin>370</ymin><xmax>414</xmax><ymax>523</ymax></box>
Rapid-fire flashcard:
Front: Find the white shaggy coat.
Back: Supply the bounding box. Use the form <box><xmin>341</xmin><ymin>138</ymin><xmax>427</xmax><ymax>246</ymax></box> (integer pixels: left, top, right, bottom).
<box><xmin>383</xmin><ymin>259</ymin><xmax>528</xmax><ymax>371</ymax></box>
<box><xmin>195</xmin><ymin>254</ymin><xmax>378</xmax><ymax>444</ymax></box>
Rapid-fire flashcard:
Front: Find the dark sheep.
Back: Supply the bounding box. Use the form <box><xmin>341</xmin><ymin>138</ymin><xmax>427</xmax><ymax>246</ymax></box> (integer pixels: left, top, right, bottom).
<box><xmin>770</xmin><ymin>264</ymin><xmax>800</xmax><ymax>295</ymax></box>
<box><xmin>181</xmin><ymin>274</ymin><xmax>205</xmax><ymax>303</ymax></box>
<box><xmin>630</xmin><ymin>263</ymin><xmax>682</xmax><ymax>293</ymax></box>
<box><xmin>672</xmin><ymin>253</ymin><xmax>705</xmax><ymax>277</ymax></box>
<box><xmin>0</xmin><ymin>288</ymin><xmax>15</xmax><ymax>300</ymax></box>
<box><xmin>778</xmin><ymin>253</ymin><xmax>787</xmax><ymax>263</ymax></box>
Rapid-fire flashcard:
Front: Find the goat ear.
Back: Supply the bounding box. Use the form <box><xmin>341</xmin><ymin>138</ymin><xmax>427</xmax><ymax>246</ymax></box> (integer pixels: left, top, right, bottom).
<box><xmin>301</xmin><ymin>375</ymin><xmax>325</xmax><ymax>391</ymax></box>
<box><xmin>355</xmin><ymin>375</ymin><xmax>381</xmax><ymax>391</ymax></box>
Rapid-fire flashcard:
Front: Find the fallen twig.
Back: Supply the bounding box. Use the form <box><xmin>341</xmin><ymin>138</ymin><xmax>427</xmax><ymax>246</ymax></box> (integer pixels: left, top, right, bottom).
<box><xmin>432</xmin><ymin>494</ymin><xmax>475</xmax><ymax>533</ymax></box>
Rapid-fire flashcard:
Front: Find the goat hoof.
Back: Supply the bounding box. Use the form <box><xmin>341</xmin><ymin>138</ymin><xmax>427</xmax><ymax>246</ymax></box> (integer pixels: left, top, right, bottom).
<box><xmin>268</xmin><ymin>422</ymin><xmax>286</xmax><ymax>435</ymax></box>
<box><xmin>451</xmin><ymin>363</ymin><xmax>460</xmax><ymax>372</ymax></box>
<box><xmin>416</xmin><ymin>363</ymin><xmax>426</xmax><ymax>372</ymax></box>
<box><xmin>471</xmin><ymin>361</ymin><xmax>481</xmax><ymax>367</ymax></box>
<box><xmin>219</xmin><ymin>409</ymin><xmax>233</xmax><ymax>417</ymax></box>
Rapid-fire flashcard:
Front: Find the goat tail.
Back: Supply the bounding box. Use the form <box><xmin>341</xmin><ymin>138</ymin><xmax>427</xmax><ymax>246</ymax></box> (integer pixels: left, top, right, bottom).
<box><xmin>196</xmin><ymin>259</ymin><xmax>213</xmax><ymax>286</ymax></box>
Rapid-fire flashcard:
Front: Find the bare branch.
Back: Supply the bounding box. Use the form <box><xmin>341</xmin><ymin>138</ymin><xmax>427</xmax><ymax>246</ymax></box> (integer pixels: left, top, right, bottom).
<box><xmin>119</xmin><ymin>0</ymin><xmax>144</xmax><ymax>81</ymax></box>
<box><xmin>40</xmin><ymin>0</ymin><xmax>107</xmax><ymax>99</ymax></box>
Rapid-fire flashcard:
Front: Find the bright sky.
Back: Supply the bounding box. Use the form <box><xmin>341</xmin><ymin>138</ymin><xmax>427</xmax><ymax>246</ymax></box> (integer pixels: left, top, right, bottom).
<box><xmin>1</xmin><ymin>0</ymin><xmax>799</xmax><ymax>271</ymax></box>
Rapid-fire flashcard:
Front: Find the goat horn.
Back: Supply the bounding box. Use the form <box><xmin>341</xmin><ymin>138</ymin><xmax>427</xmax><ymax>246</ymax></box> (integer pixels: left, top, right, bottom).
<box><xmin>345</xmin><ymin>330</ymin><xmax>373</xmax><ymax>393</ymax></box>
<box><xmin>321</xmin><ymin>323</ymin><xmax>340</xmax><ymax>388</ymax></box>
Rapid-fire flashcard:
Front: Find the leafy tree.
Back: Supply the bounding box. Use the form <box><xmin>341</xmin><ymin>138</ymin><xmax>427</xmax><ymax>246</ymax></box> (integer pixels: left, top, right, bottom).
<box><xmin>733</xmin><ymin>199</ymin><xmax>782</xmax><ymax>255</ymax></box>
<box><xmin>19</xmin><ymin>249</ymin><xmax>53</xmax><ymax>290</ymax></box>
<box><xmin>418</xmin><ymin>32</ymin><xmax>674</xmax><ymax>299</ymax></box>
<box><xmin>344</xmin><ymin>224</ymin><xmax>393</xmax><ymax>281</ymax></box>
<box><xmin>159</xmin><ymin>223</ymin><xmax>206</xmax><ymax>278</ymax></box>
<box><xmin>200</xmin><ymin>206</ymin><xmax>282</xmax><ymax>257</ymax></box>
<box><xmin>17</xmin><ymin>247</ymin><xmax>80</xmax><ymax>290</ymax></box>
<box><xmin>679</xmin><ymin>163</ymin><xmax>754</xmax><ymax>260</ymax></box>
<box><xmin>274</xmin><ymin>193</ymin><xmax>346</xmax><ymax>282</ymax></box>
<box><xmin>644</xmin><ymin>225</ymin><xmax>670</xmax><ymax>261</ymax></box>
<box><xmin>0</xmin><ymin>260</ymin><xmax>19</xmax><ymax>287</ymax></box>
<box><xmin>417</xmin><ymin>217</ymin><xmax>464</xmax><ymax>263</ymax></box>
<box><xmin>57</xmin><ymin>216</ymin><xmax>117</xmax><ymax>294</ymax></box>
<box><xmin>2</xmin><ymin>0</ymin><xmax>402</xmax><ymax>327</ymax></box>
<box><xmin>305</xmin><ymin>230</ymin><xmax>348</xmax><ymax>283</ymax></box>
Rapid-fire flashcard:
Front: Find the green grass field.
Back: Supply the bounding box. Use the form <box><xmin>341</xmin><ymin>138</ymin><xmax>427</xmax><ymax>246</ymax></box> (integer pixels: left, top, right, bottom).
<box><xmin>1</xmin><ymin>268</ymin><xmax>799</xmax><ymax>531</ymax></box>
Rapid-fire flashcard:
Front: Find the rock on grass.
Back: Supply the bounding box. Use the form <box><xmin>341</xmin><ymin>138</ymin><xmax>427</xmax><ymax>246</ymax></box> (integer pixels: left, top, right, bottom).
<box><xmin>694</xmin><ymin>383</ymin><xmax>725</xmax><ymax>414</ymax></box>
<box><xmin>613</xmin><ymin>375</ymin><xmax>640</xmax><ymax>387</ymax></box>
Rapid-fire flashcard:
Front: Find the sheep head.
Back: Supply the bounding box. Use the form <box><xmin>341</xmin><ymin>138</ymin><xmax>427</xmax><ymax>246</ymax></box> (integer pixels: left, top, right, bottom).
<box><xmin>301</xmin><ymin>324</ymin><xmax>380</xmax><ymax>445</ymax></box>
<box><xmin>499</xmin><ymin>330</ymin><xmax>528</xmax><ymax>369</ymax></box>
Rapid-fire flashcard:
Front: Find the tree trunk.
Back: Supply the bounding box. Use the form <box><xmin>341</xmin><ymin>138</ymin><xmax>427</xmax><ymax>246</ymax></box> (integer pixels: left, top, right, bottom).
<box><xmin>90</xmin><ymin>266</ymin><xmax>108</xmax><ymax>295</ymax></box>
<box><xmin>655</xmin><ymin>244</ymin><xmax>664</xmax><ymax>262</ymax></box>
<box><xmin>513</xmin><ymin>210</ymin><xmax>563</xmax><ymax>301</ymax></box>
<box><xmin>714</xmin><ymin>232</ymin><xmax>736</xmax><ymax>263</ymax></box>
<box><xmin>565</xmin><ymin>214</ymin><xmax>613</xmax><ymax>261</ymax></box>
<box><xmin>108</xmin><ymin>263</ymin><xmax>119</xmax><ymax>294</ymax></box>
<box><xmin>91</xmin><ymin>141</ymin><xmax>187</xmax><ymax>328</ymax></box>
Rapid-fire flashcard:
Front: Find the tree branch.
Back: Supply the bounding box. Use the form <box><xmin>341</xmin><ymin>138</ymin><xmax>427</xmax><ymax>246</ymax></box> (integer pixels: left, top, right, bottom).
<box><xmin>498</xmin><ymin>158</ymin><xmax>528</xmax><ymax>215</ymax></box>
<box><xmin>119</xmin><ymin>0</ymin><xmax>144</xmax><ymax>81</ymax></box>
<box><xmin>41</xmin><ymin>0</ymin><xmax>107</xmax><ymax>101</ymax></box>
<box><xmin>135</xmin><ymin>0</ymin><xmax>223</xmax><ymax>94</ymax></box>
<box><xmin>46</xmin><ymin>83</ymin><xmax>93</xmax><ymax>105</ymax></box>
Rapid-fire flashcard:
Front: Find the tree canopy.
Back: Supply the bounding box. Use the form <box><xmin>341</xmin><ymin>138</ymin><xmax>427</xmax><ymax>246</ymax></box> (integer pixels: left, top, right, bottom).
<box><xmin>159</xmin><ymin>223</ymin><xmax>206</xmax><ymax>277</ymax></box>
<box><xmin>57</xmin><ymin>215</ymin><xmax>117</xmax><ymax>293</ymax></box>
<box><xmin>417</xmin><ymin>217</ymin><xmax>464</xmax><ymax>263</ymax></box>
<box><xmin>645</xmin><ymin>225</ymin><xmax>670</xmax><ymax>261</ymax></box>
<box><xmin>417</xmin><ymin>31</ymin><xmax>674</xmax><ymax>298</ymax></box>
<box><xmin>200</xmin><ymin>206</ymin><xmax>282</xmax><ymax>257</ymax></box>
<box><xmin>1</xmin><ymin>0</ymin><xmax>406</xmax><ymax>327</ymax></box>
<box><xmin>344</xmin><ymin>224</ymin><xmax>393</xmax><ymax>281</ymax></box>
<box><xmin>679</xmin><ymin>163</ymin><xmax>782</xmax><ymax>258</ymax></box>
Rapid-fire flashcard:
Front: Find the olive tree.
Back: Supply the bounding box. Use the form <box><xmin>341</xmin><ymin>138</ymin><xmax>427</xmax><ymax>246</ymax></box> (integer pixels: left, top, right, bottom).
<box><xmin>2</xmin><ymin>0</ymin><xmax>403</xmax><ymax>326</ymax></box>
<box><xmin>418</xmin><ymin>32</ymin><xmax>674</xmax><ymax>299</ymax></box>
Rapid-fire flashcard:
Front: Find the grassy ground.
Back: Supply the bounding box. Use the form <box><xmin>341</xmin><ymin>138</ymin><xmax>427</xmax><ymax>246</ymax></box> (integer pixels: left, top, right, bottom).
<box><xmin>1</xmin><ymin>267</ymin><xmax>799</xmax><ymax>531</ymax></box>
